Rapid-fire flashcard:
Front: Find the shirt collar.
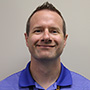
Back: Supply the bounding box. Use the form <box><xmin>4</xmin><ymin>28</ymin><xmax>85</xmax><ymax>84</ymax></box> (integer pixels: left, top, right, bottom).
<box><xmin>19</xmin><ymin>61</ymin><xmax>72</xmax><ymax>87</ymax></box>
<box><xmin>19</xmin><ymin>62</ymin><xmax>35</xmax><ymax>87</ymax></box>
<box><xmin>56</xmin><ymin>63</ymin><xmax>72</xmax><ymax>86</ymax></box>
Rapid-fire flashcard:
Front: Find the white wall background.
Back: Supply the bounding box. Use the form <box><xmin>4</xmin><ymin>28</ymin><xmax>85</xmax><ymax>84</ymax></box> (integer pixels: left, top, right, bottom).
<box><xmin>0</xmin><ymin>0</ymin><xmax>90</xmax><ymax>81</ymax></box>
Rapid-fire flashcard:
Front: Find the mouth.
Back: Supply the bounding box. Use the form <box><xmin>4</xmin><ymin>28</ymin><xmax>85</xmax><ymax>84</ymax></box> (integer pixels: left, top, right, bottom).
<box><xmin>36</xmin><ymin>45</ymin><xmax>55</xmax><ymax>48</ymax></box>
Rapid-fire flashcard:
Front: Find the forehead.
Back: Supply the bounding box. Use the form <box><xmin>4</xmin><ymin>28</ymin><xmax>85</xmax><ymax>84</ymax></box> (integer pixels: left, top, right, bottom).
<box><xmin>30</xmin><ymin>10</ymin><xmax>63</xmax><ymax>29</ymax></box>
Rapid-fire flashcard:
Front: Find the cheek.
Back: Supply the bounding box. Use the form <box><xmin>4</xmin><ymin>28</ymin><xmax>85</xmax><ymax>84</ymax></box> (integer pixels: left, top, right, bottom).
<box><xmin>28</xmin><ymin>35</ymin><xmax>40</xmax><ymax>46</ymax></box>
<box><xmin>55</xmin><ymin>36</ymin><xmax>65</xmax><ymax>47</ymax></box>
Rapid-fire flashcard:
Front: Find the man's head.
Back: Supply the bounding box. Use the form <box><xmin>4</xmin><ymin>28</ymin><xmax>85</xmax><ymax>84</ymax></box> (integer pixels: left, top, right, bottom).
<box><xmin>25</xmin><ymin>2</ymin><xmax>68</xmax><ymax>61</ymax></box>
<box><xmin>26</xmin><ymin>2</ymin><xmax>66</xmax><ymax>38</ymax></box>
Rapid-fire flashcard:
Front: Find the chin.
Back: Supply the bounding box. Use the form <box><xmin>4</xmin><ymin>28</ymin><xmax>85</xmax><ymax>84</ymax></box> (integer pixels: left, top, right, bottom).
<box><xmin>36</xmin><ymin>55</ymin><xmax>58</xmax><ymax>61</ymax></box>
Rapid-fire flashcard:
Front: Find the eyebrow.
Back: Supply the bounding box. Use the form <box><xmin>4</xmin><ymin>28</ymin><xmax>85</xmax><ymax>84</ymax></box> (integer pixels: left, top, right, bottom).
<box><xmin>50</xmin><ymin>27</ymin><xmax>61</xmax><ymax>32</ymax></box>
<box><xmin>33</xmin><ymin>26</ymin><xmax>60</xmax><ymax>30</ymax></box>
<box><xmin>49</xmin><ymin>27</ymin><xmax>60</xmax><ymax>30</ymax></box>
<box><xmin>33</xmin><ymin>26</ymin><xmax>43</xmax><ymax>30</ymax></box>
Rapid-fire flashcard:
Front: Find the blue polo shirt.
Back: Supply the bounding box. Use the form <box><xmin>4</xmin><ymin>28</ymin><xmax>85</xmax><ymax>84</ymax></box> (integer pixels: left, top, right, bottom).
<box><xmin>0</xmin><ymin>62</ymin><xmax>90</xmax><ymax>90</ymax></box>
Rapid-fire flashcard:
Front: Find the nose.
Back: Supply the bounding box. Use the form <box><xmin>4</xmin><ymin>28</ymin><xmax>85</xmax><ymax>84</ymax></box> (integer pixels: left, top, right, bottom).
<box><xmin>41</xmin><ymin>29</ymin><xmax>52</xmax><ymax>43</ymax></box>
<box><xmin>44</xmin><ymin>29</ymin><xmax>50</xmax><ymax>39</ymax></box>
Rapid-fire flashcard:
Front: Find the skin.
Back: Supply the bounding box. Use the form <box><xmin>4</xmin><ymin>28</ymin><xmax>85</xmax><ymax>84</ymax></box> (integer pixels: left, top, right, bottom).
<box><xmin>24</xmin><ymin>10</ymin><xmax>68</xmax><ymax>89</ymax></box>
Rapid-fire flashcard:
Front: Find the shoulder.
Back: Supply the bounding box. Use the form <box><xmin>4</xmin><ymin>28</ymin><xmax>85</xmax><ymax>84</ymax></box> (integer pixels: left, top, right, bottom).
<box><xmin>70</xmin><ymin>71</ymin><xmax>90</xmax><ymax>89</ymax></box>
<box><xmin>0</xmin><ymin>71</ymin><xmax>21</xmax><ymax>90</ymax></box>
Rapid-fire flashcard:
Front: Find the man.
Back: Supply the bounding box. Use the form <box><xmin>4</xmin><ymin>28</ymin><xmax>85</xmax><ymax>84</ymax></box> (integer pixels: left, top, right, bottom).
<box><xmin>0</xmin><ymin>2</ymin><xmax>90</xmax><ymax>90</ymax></box>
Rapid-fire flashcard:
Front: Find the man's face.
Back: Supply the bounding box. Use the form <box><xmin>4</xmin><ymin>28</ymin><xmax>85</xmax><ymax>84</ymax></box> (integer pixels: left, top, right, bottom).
<box><xmin>25</xmin><ymin>10</ymin><xmax>68</xmax><ymax>61</ymax></box>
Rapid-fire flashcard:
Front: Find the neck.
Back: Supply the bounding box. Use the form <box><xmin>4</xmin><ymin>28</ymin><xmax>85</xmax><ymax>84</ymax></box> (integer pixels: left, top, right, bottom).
<box><xmin>30</xmin><ymin>57</ymin><xmax>61</xmax><ymax>89</ymax></box>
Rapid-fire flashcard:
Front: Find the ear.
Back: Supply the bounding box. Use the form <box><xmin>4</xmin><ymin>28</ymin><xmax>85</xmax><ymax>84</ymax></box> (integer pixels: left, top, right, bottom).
<box><xmin>24</xmin><ymin>33</ymin><xmax>29</xmax><ymax>47</ymax></box>
<box><xmin>64</xmin><ymin>34</ymin><xmax>68</xmax><ymax>47</ymax></box>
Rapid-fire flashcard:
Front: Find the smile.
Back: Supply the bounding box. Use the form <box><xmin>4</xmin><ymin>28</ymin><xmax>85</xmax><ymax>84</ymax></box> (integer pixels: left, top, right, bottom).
<box><xmin>36</xmin><ymin>45</ymin><xmax>55</xmax><ymax>48</ymax></box>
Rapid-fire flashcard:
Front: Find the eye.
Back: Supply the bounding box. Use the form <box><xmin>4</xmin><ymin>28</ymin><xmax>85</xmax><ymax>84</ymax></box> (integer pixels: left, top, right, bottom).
<box><xmin>49</xmin><ymin>27</ymin><xmax>60</xmax><ymax>34</ymax></box>
<box><xmin>50</xmin><ymin>30</ymin><xmax>59</xmax><ymax>34</ymax></box>
<box><xmin>35</xmin><ymin>30</ymin><xmax>41</xmax><ymax>32</ymax></box>
<box><xmin>34</xmin><ymin>29</ymin><xmax>42</xmax><ymax>34</ymax></box>
<box><xmin>52</xmin><ymin>30</ymin><xmax>58</xmax><ymax>33</ymax></box>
